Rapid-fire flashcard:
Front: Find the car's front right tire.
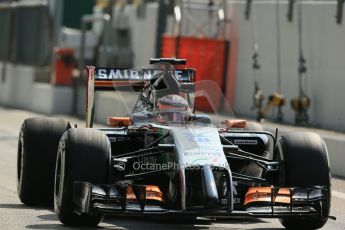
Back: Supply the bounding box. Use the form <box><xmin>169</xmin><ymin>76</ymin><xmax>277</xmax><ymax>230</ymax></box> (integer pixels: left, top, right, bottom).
<box><xmin>54</xmin><ymin>128</ymin><xmax>111</xmax><ymax>226</ymax></box>
<box><xmin>275</xmin><ymin>132</ymin><xmax>331</xmax><ymax>229</ymax></box>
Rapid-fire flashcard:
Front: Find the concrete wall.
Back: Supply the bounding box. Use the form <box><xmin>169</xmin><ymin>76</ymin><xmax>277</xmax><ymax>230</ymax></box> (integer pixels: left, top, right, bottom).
<box><xmin>0</xmin><ymin>62</ymin><xmax>4</xmax><ymax>103</ymax></box>
<box><xmin>31</xmin><ymin>83</ymin><xmax>73</xmax><ymax>114</ymax></box>
<box><xmin>231</xmin><ymin>2</ymin><xmax>345</xmax><ymax>131</ymax></box>
<box><xmin>323</xmin><ymin>137</ymin><xmax>345</xmax><ymax>178</ymax></box>
<box><xmin>131</xmin><ymin>3</ymin><xmax>158</xmax><ymax>67</ymax></box>
<box><xmin>0</xmin><ymin>63</ymin><xmax>34</xmax><ymax>109</ymax></box>
<box><xmin>0</xmin><ymin>63</ymin><xmax>73</xmax><ymax>115</ymax></box>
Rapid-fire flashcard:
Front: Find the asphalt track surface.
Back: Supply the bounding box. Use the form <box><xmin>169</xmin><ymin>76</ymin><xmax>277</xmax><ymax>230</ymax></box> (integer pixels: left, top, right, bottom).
<box><xmin>0</xmin><ymin>107</ymin><xmax>344</xmax><ymax>229</ymax></box>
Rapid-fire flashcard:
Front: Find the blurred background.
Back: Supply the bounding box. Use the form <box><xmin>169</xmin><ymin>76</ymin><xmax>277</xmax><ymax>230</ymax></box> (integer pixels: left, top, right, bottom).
<box><xmin>0</xmin><ymin>0</ymin><xmax>344</xmax><ymax>132</ymax></box>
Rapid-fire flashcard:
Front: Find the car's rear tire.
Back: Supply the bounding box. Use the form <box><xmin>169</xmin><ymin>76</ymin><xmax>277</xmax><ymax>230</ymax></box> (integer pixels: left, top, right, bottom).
<box><xmin>54</xmin><ymin>128</ymin><xmax>111</xmax><ymax>226</ymax></box>
<box><xmin>17</xmin><ymin>117</ymin><xmax>70</xmax><ymax>206</ymax></box>
<box><xmin>275</xmin><ymin>132</ymin><xmax>331</xmax><ymax>230</ymax></box>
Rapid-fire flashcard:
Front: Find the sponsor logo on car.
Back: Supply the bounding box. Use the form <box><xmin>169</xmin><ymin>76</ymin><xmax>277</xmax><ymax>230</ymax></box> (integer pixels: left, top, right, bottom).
<box><xmin>95</xmin><ymin>68</ymin><xmax>190</xmax><ymax>81</ymax></box>
<box><xmin>233</xmin><ymin>139</ymin><xmax>258</xmax><ymax>145</ymax></box>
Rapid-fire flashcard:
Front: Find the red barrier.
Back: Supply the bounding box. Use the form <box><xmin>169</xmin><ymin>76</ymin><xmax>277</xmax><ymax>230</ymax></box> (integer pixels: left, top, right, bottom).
<box><xmin>161</xmin><ymin>35</ymin><xmax>229</xmax><ymax>112</ymax></box>
<box><xmin>51</xmin><ymin>47</ymin><xmax>75</xmax><ymax>86</ymax></box>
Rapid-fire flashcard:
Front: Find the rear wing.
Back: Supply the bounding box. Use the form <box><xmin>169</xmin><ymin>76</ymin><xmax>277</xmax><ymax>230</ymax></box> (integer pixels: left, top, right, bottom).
<box><xmin>85</xmin><ymin>66</ymin><xmax>196</xmax><ymax>127</ymax></box>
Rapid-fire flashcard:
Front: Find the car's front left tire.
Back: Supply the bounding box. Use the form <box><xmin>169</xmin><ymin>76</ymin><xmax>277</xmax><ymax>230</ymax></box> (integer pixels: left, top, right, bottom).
<box><xmin>54</xmin><ymin>128</ymin><xmax>111</xmax><ymax>226</ymax></box>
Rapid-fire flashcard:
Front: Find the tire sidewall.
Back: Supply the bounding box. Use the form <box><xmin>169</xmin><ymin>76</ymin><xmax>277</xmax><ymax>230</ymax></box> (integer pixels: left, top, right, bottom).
<box><xmin>17</xmin><ymin>117</ymin><xmax>70</xmax><ymax>205</ymax></box>
<box><xmin>54</xmin><ymin>137</ymin><xmax>67</xmax><ymax>218</ymax></box>
<box><xmin>276</xmin><ymin>132</ymin><xmax>331</xmax><ymax>229</ymax></box>
<box><xmin>54</xmin><ymin>129</ymin><xmax>111</xmax><ymax>226</ymax></box>
<box><xmin>17</xmin><ymin>125</ymin><xmax>27</xmax><ymax>202</ymax></box>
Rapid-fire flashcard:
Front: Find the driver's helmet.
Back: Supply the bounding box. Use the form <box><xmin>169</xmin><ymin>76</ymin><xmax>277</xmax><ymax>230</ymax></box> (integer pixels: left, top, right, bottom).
<box><xmin>157</xmin><ymin>94</ymin><xmax>190</xmax><ymax>124</ymax></box>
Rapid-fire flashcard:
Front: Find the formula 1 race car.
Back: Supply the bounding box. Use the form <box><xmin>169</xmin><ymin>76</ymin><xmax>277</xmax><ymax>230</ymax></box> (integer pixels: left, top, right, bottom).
<box><xmin>17</xmin><ymin>58</ymin><xmax>332</xmax><ymax>229</ymax></box>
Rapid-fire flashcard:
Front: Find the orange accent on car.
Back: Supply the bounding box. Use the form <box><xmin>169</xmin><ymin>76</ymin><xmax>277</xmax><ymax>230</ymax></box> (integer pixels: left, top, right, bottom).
<box><xmin>244</xmin><ymin>187</ymin><xmax>291</xmax><ymax>206</ymax></box>
<box><xmin>107</xmin><ymin>117</ymin><xmax>132</xmax><ymax>127</ymax></box>
<box><xmin>126</xmin><ymin>185</ymin><xmax>165</xmax><ymax>202</ymax></box>
<box><xmin>126</xmin><ymin>185</ymin><xmax>136</xmax><ymax>200</ymax></box>
<box><xmin>222</xmin><ymin>119</ymin><xmax>247</xmax><ymax>129</ymax></box>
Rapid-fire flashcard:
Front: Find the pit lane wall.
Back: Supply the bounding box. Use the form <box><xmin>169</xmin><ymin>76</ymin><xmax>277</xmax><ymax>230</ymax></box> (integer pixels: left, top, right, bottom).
<box><xmin>0</xmin><ymin>63</ymin><xmax>73</xmax><ymax>115</ymax></box>
<box><xmin>231</xmin><ymin>2</ymin><xmax>345</xmax><ymax>132</ymax></box>
<box><xmin>231</xmin><ymin>0</ymin><xmax>345</xmax><ymax>176</ymax></box>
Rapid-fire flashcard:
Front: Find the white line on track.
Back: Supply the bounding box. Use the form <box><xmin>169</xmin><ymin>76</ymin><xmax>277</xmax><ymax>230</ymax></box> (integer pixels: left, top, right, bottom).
<box><xmin>332</xmin><ymin>190</ymin><xmax>345</xmax><ymax>200</ymax></box>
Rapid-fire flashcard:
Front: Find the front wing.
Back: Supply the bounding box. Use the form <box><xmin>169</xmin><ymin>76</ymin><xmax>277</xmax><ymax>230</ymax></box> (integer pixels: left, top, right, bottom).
<box><xmin>73</xmin><ymin>182</ymin><xmax>329</xmax><ymax>218</ymax></box>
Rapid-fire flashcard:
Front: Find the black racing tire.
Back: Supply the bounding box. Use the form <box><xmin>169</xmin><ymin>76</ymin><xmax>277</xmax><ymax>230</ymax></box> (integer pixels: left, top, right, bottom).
<box><xmin>17</xmin><ymin>117</ymin><xmax>70</xmax><ymax>206</ymax></box>
<box><xmin>54</xmin><ymin>128</ymin><xmax>111</xmax><ymax>226</ymax></box>
<box><xmin>275</xmin><ymin>132</ymin><xmax>331</xmax><ymax>230</ymax></box>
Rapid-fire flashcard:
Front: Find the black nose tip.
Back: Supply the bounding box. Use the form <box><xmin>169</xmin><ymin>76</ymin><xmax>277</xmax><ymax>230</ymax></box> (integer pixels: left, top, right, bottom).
<box><xmin>201</xmin><ymin>165</ymin><xmax>219</xmax><ymax>209</ymax></box>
